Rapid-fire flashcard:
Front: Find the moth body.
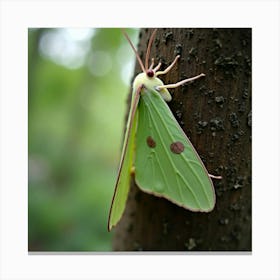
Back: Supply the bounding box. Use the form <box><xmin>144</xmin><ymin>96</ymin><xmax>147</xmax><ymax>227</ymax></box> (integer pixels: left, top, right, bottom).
<box><xmin>133</xmin><ymin>72</ymin><xmax>172</xmax><ymax>102</ymax></box>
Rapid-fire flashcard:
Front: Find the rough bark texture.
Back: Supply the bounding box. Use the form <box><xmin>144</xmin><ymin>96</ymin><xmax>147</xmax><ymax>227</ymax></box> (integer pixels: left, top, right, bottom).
<box><xmin>113</xmin><ymin>28</ymin><xmax>251</xmax><ymax>251</ymax></box>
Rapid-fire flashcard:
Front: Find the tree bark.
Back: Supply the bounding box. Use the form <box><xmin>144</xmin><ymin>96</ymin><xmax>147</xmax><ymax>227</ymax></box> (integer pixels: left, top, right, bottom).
<box><xmin>113</xmin><ymin>28</ymin><xmax>251</xmax><ymax>251</ymax></box>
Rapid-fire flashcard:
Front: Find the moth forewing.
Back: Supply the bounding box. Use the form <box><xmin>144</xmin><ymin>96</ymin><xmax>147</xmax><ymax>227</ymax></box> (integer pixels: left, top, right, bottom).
<box><xmin>134</xmin><ymin>86</ymin><xmax>215</xmax><ymax>212</ymax></box>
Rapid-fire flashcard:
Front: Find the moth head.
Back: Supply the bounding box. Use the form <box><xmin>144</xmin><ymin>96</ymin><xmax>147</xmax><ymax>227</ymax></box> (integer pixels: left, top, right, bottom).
<box><xmin>133</xmin><ymin>72</ymin><xmax>172</xmax><ymax>102</ymax></box>
<box><xmin>124</xmin><ymin>29</ymin><xmax>172</xmax><ymax>102</ymax></box>
<box><xmin>146</xmin><ymin>69</ymin><xmax>155</xmax><ymax>78</ymax></box>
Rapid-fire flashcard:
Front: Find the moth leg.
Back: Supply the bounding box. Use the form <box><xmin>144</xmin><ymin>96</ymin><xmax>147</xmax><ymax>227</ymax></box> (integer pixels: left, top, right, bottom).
<box><xmin>156</xmin><ymin>73</ymin><xmax>205</xmax><ymax>90</ymax></box>
<box><xmin>155</xmin><ymin>55</ymin><xmax>180</xmax><ymax>76</ymax></box>
<box><xmin>148</xmin><ymin>58</ymin><xmax>155</xmax><ymax>70</ymax></box>
<box><xmin>153</xmin><ymin>61</ymin><xmax>161</xmax><ymax>72</ymax></box>
<box><xmin>209</xmin><ymin>174</ymin><xmax>222</xmax><ymax>180</ymax></box>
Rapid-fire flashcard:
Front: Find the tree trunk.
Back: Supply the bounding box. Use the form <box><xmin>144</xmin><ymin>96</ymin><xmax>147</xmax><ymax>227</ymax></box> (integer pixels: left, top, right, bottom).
<box><xmin>113</xmin><ymin>28</ymin><xmax>251</xmax><ymax>251</ymax></box>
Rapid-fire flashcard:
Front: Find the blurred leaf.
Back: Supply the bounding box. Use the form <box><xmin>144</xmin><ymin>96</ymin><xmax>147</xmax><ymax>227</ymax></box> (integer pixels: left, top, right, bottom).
<box><xmin>28</xmin><ymin>28</ymin><xmax>139</xmax><ymax>251</ymax></box>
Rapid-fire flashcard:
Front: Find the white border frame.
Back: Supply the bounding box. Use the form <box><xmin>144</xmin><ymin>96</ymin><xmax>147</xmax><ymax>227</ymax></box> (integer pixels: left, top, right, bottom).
<box><xmin>1</xmin><ymin>0</ymin><xmax>280</xmax><ymax>279</ymax></box>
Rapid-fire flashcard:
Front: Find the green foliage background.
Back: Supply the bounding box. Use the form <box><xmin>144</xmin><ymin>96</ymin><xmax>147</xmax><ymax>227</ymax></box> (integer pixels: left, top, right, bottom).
<box><xmin>28</xmin><ymin>28</ymin><xmax>139</xmax><ymax>251</ymax></box>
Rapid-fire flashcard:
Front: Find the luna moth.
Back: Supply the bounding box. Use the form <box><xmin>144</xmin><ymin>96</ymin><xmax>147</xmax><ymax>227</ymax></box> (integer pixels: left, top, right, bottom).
<box><xmin>108</xmin><ymin>29</ymin><xmax>221</xmax><ymax>231</ymax></box>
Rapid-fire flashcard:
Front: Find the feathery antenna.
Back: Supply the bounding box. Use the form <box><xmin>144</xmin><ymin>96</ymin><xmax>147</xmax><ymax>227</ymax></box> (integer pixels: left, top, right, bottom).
<box><xmin>122</xmin><ymin>29</ymin><xmax>146</xmax><ymax>74</ymax></box>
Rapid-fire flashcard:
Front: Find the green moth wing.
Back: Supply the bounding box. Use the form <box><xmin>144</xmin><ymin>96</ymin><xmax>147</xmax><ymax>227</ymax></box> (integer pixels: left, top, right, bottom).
<box><xmin>135</xmin><ymin>86</ymin><xmax>215</xmax><ymax>211</ymax></box>
<box><xmin>108</xmin><ymin>86</ymin><xmax>141</xmax><ymax>231</ymax></box>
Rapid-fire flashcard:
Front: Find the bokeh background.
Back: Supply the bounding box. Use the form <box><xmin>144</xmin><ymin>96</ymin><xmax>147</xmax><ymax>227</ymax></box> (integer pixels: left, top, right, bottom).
<box><xmin>28</xmin><ymin>28</ymin><xmax>139</xmax><ymax>251</ymax></box>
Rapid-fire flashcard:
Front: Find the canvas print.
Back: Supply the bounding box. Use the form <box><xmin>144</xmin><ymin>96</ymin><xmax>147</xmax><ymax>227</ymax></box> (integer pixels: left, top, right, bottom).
<box><xmin>28</xmin><ymin>28</ymin><xmax>251</xmax><ymax>251</ymax></box>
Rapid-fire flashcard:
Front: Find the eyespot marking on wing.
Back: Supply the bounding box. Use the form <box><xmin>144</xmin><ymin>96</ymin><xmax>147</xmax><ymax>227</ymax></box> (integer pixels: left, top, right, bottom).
<box><xmin>170</xmin><ymin>141</ymin><xmax>184</xmax><ymax>154</ymax></box>
<box><xmin>146</xmin><ymin>136</ymin><xmax>156</xmax><ymax>148</ymax></box>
